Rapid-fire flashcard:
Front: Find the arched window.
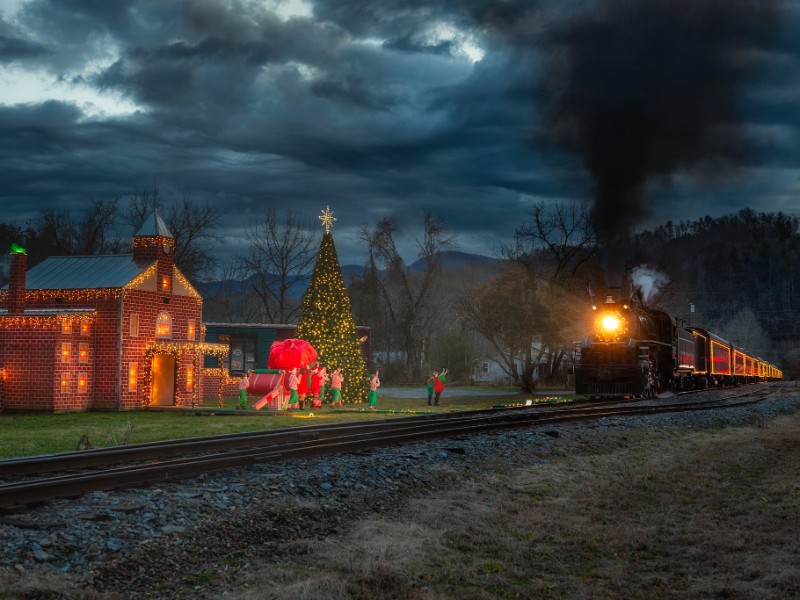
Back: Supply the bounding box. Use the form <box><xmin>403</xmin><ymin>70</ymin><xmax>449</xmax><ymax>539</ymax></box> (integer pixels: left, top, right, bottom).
<box><xmin>155</xmin><ymin>312</ymin><xmax>172</xmax><ymax>338</ymax></box>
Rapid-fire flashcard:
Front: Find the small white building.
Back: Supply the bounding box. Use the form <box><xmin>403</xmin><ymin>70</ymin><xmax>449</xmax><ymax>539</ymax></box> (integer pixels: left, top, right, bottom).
<box><xmin>472</xmin><ymin>352</ymin><xmax>546</xmax><ymax>385</ymax></box>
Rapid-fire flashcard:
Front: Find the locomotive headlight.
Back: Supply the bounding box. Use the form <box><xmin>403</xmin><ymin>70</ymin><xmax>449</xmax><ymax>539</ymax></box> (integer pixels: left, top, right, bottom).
<box><xmin>594</xmin><ymin>309</ymin><xmax>627</xmax><ymax>341</ymax></box>
<box><xmin>601</xmin><ymin>315</ymin><xmax>621</xmax><ymax>332</ymax></box>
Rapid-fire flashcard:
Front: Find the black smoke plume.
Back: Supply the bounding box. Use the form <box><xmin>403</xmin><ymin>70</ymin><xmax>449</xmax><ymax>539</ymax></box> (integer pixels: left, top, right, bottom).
<box><xmin>535</xmin><ymin>0</ymin><xmax>778</xmax><ymax>280</ymax></box>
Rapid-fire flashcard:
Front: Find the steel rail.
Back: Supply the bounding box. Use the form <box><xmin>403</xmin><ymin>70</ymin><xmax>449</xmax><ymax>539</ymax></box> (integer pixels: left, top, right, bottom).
<box><xmin>0</xmin><ymin>385</ymin><xmax>781</xmax><ymax>512</ymax></box>
<box><xmin>0</xmin><ymin>407</ymin><xmax>522</xmax><ymax>479</ymax></box>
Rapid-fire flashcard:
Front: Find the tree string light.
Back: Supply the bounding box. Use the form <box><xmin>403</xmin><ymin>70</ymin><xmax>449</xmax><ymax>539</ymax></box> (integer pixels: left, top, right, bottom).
<box><xmin>296</xmin><ymin>226</ymin><xmax>369</xmax><ymax>404</ymax></box>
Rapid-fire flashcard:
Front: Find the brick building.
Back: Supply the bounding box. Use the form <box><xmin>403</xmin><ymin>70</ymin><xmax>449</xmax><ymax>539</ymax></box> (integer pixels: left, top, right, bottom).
<box><xmin>0</xmin><ymin>212</ymin><xmax>226</xmax><ymax>412</ymax></box>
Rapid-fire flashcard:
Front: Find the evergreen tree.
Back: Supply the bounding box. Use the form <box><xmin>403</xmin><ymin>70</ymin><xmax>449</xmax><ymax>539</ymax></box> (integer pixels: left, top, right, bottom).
<box><xmin>296</xmin><ymin>219</ymin><xmax>369</xmax><ymax>403</ymax></box>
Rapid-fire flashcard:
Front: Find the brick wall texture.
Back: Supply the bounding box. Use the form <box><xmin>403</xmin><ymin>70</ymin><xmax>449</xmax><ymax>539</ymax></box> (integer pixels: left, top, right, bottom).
<box><xmin>0</xmin><ymin>241</ymin><xmax>208</xmax><ymax>413</ymax></box>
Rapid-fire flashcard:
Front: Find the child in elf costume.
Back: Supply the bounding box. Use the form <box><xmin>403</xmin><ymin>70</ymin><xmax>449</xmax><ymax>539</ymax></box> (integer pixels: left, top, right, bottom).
<box><xmin>311</xmin><ymin>366</ymin><xmax>328</xmax><ymax>409</ymax></box>
<box><xmin>330</xmin><ymin>368</ymin><xmax>343</xmax><ymax>409</ymax></box>
<box><xmin>369</xmin><ymin>371</ymin><xmax>380</xmax><ymax>410</ymax></box>
<box><xmin>310</xmin><ymin>366</ymin><xmax>321</xmax><ymax>409</ymax></box>
<box><xmin>237</xmin><ymin>370</ymin><xmax>252</xmax><ymax>410</ymax></box>
<box><xmin>287</xmin><ymin>368</ymin><xmax>300</xmax><ymax>410</ymax></box>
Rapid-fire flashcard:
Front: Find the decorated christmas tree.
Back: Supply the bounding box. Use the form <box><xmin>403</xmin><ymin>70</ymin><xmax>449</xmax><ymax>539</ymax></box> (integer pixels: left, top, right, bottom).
<box><xmin>296</xmin><ymin>207</ymin><xmax>369</xmax><ymax>403</ymax></box>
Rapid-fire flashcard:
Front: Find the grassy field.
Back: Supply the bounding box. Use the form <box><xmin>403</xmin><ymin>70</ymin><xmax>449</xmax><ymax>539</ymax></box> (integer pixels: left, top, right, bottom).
<box><xmin>237</xmin><ymin>408</ymin><xmax>800</xmax><ymax>599</ymax></box>
<box><xmin>0</xmin><ymin>388</ymin><xmax>572</xmax><ymax>459</ymax></box>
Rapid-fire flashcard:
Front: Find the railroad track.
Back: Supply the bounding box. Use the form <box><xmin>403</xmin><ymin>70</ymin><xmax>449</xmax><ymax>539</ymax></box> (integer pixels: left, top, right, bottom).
<box><xmin>0</xmin><ymin>384</ymin><xmax>782</xmax><ymax>511</ymax></box>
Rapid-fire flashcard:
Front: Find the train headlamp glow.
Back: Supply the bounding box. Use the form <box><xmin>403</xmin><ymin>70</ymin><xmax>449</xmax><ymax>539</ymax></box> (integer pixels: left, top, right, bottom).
<box><xmin>601</xmin><ymin>315</ymin><xmax>621</xmax><ymax>332</ymax></box>
<box><xmin>594</xmin><ymin>309</ymin><xmax>627</xmax><ymax>341</ymax></box>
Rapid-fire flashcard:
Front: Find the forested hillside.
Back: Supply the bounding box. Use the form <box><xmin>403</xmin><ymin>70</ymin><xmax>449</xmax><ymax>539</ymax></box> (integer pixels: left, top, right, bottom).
<box><xmin>632</xmin><ymin>209</ymin><xmax>800</xmax><ymax>372</ymax></box>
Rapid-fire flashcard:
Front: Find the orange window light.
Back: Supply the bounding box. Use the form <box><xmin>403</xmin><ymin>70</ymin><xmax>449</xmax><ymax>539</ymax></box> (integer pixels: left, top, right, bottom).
<box><xmin>186</xmin><ymin>365</ymin><xmax>195</xmax><ymax>391</ymax></box>
<box><xmin>61</xmin><ymin>343</ymin><xmax>71</xmax><ymax>362</ymax></box>
<box><xmin>155</xmin><ymin>312</ymin><xmax>172</xmax><ymax>338</ymax></box>
<box><xmin>80</xmin><ymin>321</ymin><xmax>90</xmax><ymax>335</ymax></box>
<box><xmin>77</xmin><ymin>373</ymin><xmax>88</xmax><ymax>393</ymax></box>
<box><xmin>187</xmin><ymin>320</ymin><xmax>196</xmax><ymax>341</ymax></box>
<box><xmin>129</xmin><ymin>363</ymin><xmax>138</xmax><ymax>391</ymax></box>
<box><xmin>62</xmin><ymin>321</ymin><xmax>72</xmax><ymax>334</ymax></box>
<box><xmin>161</xmin><ymin>275</ymin><xmax>170</xmax><ymax>291</ymax></box>
<box><xmin>79</xmin><ymin>343</ymin><xmax>89</xmax><ymax>362</ymax></box>
<box><xmin>60</xmin><ymin>373</ymin><xmax>70</xmax><ymax>393</ymax></box>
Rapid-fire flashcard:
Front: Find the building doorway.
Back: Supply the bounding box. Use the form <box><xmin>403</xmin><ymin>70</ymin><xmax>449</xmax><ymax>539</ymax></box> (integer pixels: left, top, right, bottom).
<box><xmin>151</xmin><ymin>354</ymin><xmax>175</xmax><ymax>406</ymax></box>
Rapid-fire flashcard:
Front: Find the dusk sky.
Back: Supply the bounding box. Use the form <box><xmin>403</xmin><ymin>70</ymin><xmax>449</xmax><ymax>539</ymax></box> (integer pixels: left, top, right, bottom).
<box><xmin>1</xmin><ymin>0</ymin><xmax>799</xmax><ymax>268</ymax></box>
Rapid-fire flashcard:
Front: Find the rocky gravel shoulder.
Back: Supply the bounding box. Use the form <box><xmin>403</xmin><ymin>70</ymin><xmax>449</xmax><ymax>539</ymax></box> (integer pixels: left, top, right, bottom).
<box><xmin>2</xmin><ymin>383</ymin><xmax>799</xmax><ymax>598</ymax></box>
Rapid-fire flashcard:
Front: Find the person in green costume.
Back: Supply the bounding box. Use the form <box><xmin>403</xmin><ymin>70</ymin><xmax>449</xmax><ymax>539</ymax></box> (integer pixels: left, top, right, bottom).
<box><xmin>287</xmin><ymin>368</ymin><xmax>300</xmax><ymax>410</ymax></box>
<box><xmin>425</xmin><ymin>371</ymin><xmax>436</xmax><ymax>406</ymax></box>
<box><xmin>368</xmin><ymin>371</ymin><xmax>380</xmax><ymax>410</ymax></box>
<box><xmin>237</xmin><ymin>370</ymin><xmax>252</xmax><ymax>410</ymax></box>
<box><xmin>330</xmin><ymin>368</ymin><xmax>343</xmax><ymax>408</ymax></box>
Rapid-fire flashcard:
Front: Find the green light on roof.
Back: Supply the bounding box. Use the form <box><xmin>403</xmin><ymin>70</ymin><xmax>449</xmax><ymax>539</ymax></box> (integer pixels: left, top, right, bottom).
<box><xmin>9</xmin><ymin>243</ymin><xmax>26</xmax><ymax>255</ymax></box>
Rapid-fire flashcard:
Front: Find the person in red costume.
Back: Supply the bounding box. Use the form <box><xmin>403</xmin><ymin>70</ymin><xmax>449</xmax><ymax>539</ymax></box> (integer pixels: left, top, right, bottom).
<box><xmin>297</xmin><ymin>368</ymin><xmax>309</xmax><ymax>409</ymax></box>
<box><xmin>433</xmin><ymin>368</ymin><xmax>448</xmax><ymax>406</ymax></box>
<box><xmin>310</xmin><ymin>366</ymin><xmax>323</xmax><ymax>409</ymax></box>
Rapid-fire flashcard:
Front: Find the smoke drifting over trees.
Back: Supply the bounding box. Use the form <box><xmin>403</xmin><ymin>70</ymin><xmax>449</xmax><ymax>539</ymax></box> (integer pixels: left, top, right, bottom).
<box><xmin>535</xmin><ymin>0</ymin><xmax>779</xmax><ymax>246</ymax></box>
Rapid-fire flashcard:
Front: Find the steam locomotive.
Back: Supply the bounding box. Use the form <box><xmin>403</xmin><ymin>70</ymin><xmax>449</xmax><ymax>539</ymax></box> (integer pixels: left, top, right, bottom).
<box><xmin>575</xmin><ymin>295</ymin><xmax>783</xmax><ymax>398</ymax></box>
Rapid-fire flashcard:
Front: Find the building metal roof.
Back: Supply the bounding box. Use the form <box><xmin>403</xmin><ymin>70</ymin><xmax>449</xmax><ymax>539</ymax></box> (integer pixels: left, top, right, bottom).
<box><xmin>135</xmin><ymin>211</ymin><xmax>173</xmax><ymax>238</ymax></box>
<box><xmin>18</xmin><ymin>255</ymin><xmax>153</xmax><ymax>290</ymax></box>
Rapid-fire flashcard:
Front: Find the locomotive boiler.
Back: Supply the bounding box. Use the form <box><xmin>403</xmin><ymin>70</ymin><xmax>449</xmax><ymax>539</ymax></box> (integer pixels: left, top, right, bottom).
<box><xmin>575</xmin><ymin>295</ymin><xmax>782</xmax><ymax>398</ymax></box>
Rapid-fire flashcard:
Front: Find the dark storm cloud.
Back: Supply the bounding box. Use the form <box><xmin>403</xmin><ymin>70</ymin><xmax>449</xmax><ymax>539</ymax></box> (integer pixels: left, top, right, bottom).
<box><xmin>533</xmin><ymin>0</ymin><xmax>782</xmax><ymax>244</ymax></box>
<box><xmin>0</xmin><ymin>35</ymin><xmax>48</xmax><ymax>62</ymax></box>
<box><xmin>0</xmin><ymin>0</ymin><xmax>798</xmax><ymax>269</ymax></box>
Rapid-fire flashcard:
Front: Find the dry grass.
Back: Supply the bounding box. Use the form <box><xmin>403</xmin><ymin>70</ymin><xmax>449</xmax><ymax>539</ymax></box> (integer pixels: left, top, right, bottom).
<box><xmin>238</xmin><ymin>411</ymin><xmax>800</xmax><ymax>599</ymax></box>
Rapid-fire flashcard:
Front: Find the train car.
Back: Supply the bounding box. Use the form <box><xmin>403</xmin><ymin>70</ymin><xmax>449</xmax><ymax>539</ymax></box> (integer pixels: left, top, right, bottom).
<box><xmin>576</xmin><ymin>295</ymin><xmax>783</xmax><ymax>398</ymax></box>
<box><xmin>687</xmin><ymin>328</ymin><xmax>785</xmax><ymax>385</ymax></box>
<box><xmin>688</xmin><ymin>328</ymin><xmax>734</xmax><ymax>386</ymax></box>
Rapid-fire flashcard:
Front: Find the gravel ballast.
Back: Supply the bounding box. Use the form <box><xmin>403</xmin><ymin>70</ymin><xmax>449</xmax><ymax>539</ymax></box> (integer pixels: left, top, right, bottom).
<box><xmin>2</xmin><ymin>385</ymin><xmax>799</xmax><ymax>598</ymax></box>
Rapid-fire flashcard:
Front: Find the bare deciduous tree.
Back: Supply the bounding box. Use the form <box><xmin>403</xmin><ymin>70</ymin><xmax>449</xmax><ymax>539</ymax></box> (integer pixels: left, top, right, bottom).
<box><xmin>22</xmin><ymin>200</ymin><xmax>125</xmax><ymax>267</ymax></box>
<box><xmin>125</xmin><ymin>181</ymin><xmax>222</xmax><ymax>282</ymax></box>
<box><xmin>458</xmin><ymin>265</ymin><xmax>541</xmax><ymax>390</ymax></box>
<box><xmin>460</xmin><ymin>202</ymin><xmax>598</xmax><ymax>391</ymax></box>
<box><xmin>358</xmin><ymin>211</ymin><xmax>456</xmax><ymax>380</ymax></box>
<box><xmin>508</xmin><ymin>201</ymin><xmax>598</xmax><ymax>281</ymax></box>
<box><xmin>236</xmin><ymin>209</ymin><xmax>318</xmax><ymax>323</ymax></box>
<box><xmin>74</xmin><ymin>199</ymin><xmax>123</xmax><ymax>255</ymax></box>
<box><xmin>200</xmin><ymin>259</ymin><xmax>252</xmax><ymax>323</ymax></box>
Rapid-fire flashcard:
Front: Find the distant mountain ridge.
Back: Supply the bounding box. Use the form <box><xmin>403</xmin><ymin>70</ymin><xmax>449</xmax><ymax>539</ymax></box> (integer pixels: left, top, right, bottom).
<box><xmin>198</xmin><ymin>251</ymin><xmax>499</xmax><ymax>299</ymax></box>
<box><xmin>407</xmin><ymin>250</ymin><xmax>500</xmax><ymax>273</ymax></box>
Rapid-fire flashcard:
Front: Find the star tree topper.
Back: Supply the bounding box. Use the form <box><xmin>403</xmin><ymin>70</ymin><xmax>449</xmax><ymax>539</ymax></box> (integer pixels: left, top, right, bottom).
<box><xmin>319</xmin><ymin>205</ymin><xmax>336</xmax><ymax>233</ymax></box>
